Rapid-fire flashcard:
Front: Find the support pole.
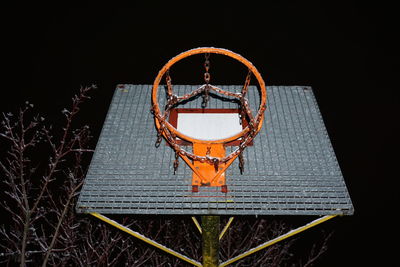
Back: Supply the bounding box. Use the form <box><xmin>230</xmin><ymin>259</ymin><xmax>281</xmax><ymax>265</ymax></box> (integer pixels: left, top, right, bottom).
<box><xmin>202</xmin><ymin>216</ymin><xmax>220</xmax><ymax>267</ymax></box>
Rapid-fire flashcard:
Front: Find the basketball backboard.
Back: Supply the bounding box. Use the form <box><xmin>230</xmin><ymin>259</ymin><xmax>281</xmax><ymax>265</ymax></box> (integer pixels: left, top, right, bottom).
<box><xmin>76</xmin><ymin>84</ymin><xmax>354</xmax><ymax>216</ymax></box>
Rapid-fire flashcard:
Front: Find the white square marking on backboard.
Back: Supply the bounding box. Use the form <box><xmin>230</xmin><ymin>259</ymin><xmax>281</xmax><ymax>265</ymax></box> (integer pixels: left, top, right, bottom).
<box><xmin>177</xmin><ymin>113</ymin><xmax>242</xmax><ymax>140</ymax></box>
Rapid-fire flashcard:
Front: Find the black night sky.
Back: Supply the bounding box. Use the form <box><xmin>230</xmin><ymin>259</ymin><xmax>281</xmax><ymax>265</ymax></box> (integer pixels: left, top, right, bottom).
<box><xmin>1</xmin><ymin>2</ymin><xmax>397</xmax><ymax>266</ymax></box>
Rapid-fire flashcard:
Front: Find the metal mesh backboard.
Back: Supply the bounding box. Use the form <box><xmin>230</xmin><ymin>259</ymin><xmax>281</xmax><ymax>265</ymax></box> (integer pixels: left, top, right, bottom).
<box><xmin>76</xmin><ymin>85</ymin><xmax>353</xmax><ymax>216</ymax></box>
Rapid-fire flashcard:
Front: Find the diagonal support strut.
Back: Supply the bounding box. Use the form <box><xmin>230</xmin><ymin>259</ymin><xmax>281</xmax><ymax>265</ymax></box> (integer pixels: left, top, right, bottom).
<box><xmin>90</xmin><ymin>212</ymin><xmax>202</xmax><ymax>267</ymax></box>
<box><xmin>191</xmin><ymin>216</ymin><xmax>234</xmax><ymax>241</ymax></box>
<box><xmin>219</xmin><ymin>215</ymin><xmax>337</xmax><ymax>267</ymax></box>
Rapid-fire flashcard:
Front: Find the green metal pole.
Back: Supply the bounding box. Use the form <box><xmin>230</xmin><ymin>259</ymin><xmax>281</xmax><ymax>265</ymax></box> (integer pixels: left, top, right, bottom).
<box><xmin>202</xmin><ymin>216</ymin><xmax>220</xmax><ymax>267</ymax></box>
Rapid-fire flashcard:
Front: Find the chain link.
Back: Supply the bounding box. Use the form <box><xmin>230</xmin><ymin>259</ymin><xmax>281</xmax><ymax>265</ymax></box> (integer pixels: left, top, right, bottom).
<box><xmin>204</xmin><ymin>53</ymin><xmax>211</xmax><ymax>84</ymax></box>
<box><xmin>201</xmin><ymin>85</ymin><xmax>210</xmax><ymax>108</ymax></box>
<box><xmin>166</xmin><ymin>69</ymin><xmax>173</xmax><ymax>98</ymax></box>
<box><xmin>202</xmin><ymin>53</ymin><xmax>211</xmax><ymax>107</ymax></box>
<box><xmin>238</xmin><ymin>153</ymin><xmax>244</xmax><ymax>174</ymax></box>
<box><xmin>155</xmin><ymin>130</ymin><xmax>162</xmax><ymax>148</ymax></box>
<box><xmin>241</xmin><ymin>69</ymin><xmax>252</xmax><ymax>97</ymax></box>
<box><xmin>173</xmin><ymin>151</ymin><xmax>179</xmax><ymax>174</ymax></box>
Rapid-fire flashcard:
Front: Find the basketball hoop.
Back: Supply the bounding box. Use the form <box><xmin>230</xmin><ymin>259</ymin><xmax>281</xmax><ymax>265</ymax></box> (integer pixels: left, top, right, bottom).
<box><xmin>151</xmin><ymin>47</ymin><xmax>267</xmax><ymax>192</ymax></box>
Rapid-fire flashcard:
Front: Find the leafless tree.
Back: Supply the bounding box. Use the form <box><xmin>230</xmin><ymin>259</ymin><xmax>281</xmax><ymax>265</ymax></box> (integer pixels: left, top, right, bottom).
<box><xmin>0</xmin><ymin>86</ymin><xmax>331</xmax><ymax>266</ymax></box>
<box><xmin>0</xmin><ymin>86</ymin><xmax>95</xmax><ymax>266</ymax></box>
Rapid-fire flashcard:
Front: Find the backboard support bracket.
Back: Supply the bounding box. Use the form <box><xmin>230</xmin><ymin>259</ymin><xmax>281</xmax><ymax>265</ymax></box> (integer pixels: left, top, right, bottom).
<box><xmin>192</xmin><ymin>143</ymin><xmax>227</xmax><ymax>192</ymax></box>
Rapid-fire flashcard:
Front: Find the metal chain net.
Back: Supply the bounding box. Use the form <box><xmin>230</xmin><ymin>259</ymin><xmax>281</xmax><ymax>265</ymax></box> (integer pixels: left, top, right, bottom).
<box><xmin>151</xmin><ymin>53</ymin><xmax>266</xmax><ymax>172</ymax></box>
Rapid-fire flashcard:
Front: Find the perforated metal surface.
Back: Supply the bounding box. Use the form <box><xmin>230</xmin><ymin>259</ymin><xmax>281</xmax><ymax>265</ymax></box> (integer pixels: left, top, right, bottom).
<box><xmin>76</xmin><ymin>85</ymin><xmax>353</xmax><ymax>215</ymax></box>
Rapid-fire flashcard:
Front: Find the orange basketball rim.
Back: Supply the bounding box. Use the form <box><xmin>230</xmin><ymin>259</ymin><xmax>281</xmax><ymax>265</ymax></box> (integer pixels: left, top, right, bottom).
<box><xmin>151</xmin><ymin>47</ymin><xmax>267</xmax><ymax>193</ymax></box>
